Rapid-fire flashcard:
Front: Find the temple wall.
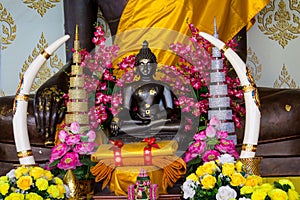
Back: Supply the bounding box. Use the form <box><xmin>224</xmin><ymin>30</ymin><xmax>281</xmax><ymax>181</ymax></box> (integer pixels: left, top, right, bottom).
<box><xmin>0</xmin><ymin>0</ymin><xmax>299</xmax><ymax>96</ymax></box>
<box><xmin>247</xmin><ymin>0</ymin><xmax>300</xmax><ymax>88</ymax></box>
<box><xmin>0</xmin><ymin>1</ymin><xmax>66</xmax><ymax>95</ymax></box>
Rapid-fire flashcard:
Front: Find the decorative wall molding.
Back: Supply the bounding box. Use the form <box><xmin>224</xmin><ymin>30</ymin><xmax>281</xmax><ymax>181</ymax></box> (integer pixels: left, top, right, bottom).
<box><xmin>246</xmin><ymin>48</ymin><xmax>262</xmax><ymax>81</ymax></box>
<box><xmin>23</xmin><ymin>0</ymin><xmax>60</xmax><ymax>17</ymax></box>
<box><xmin>0</xmin><ymin>3</ymin><xmax>17</xmax><ymax>50</ymax></box>
<box><xmin>21</xmin><ymin>33</ymin><xmax>64</xmax><ymax>92</ymax></box>
<box><xmin>273</xmin><ymin>64</ymin><xmax>299</xmax><ymax>88</ymax></box>
<box><xmin>257</xmin><ymin>0</ymin><xmax>300</xmax><ymax>48</ymax></box>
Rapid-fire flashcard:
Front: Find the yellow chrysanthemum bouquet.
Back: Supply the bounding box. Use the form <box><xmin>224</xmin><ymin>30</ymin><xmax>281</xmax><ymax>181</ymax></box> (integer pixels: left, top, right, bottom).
<box><xmin>0</xmin><ymin>165</ymin><xmax>69</xmax><ymax>200</ymax></box>
<box><xmin>182</xmin><ymin>153</ymin><xmax>299</xmax><ymax>200</ymax></box>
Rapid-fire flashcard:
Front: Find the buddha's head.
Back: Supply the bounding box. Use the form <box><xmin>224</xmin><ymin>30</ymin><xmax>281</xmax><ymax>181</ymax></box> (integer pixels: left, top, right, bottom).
<box><xmin>135</xmin><ymin>40</ymin><xmax>157</xmax><ymax>77</ymax></box>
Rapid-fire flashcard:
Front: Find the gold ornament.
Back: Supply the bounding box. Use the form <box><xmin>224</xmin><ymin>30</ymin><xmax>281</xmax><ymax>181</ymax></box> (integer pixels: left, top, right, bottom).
<box><xmin>17</xmin><ymin>150</ymin><xmax>33</xmax><ymax>158</ymax></box>
<box><xmin>257</xmin><ymin>0</ymin><xmax>300</xmax><ymax>48</ymax></box>
<box><xmin>23</xmin><ymin>0</ymin><xmax>60</xmax><ymax>17</ymax></box>
<box><xmin>239</xmin><ymin>157</ymin><xmax>262</xmax><ymax>176</ymax></box>
<box><xmin>246</xmin><ymin>47</ymin><xmax>262</xmax><ymax>81</ymax></box>
<box><xmin>0</xmin><ymin>3</ymin><xmax>17</xmax><ymax>50</ymax></box>
<box><xmin>285</xmin><ymin>104</ymin><xmax>292</xmax><ymax>112</ymax></box>
<box><xmin>244</xmin><ymin>68</ymin><xmax>261</xmax><ymax>108</ymax></box>
<box><xmin>63</xmin><ymin>169</ymin><xmax>94</xmax><ymax>199</ymax></box>
<box><xmin>242</xmin><ymin>144</ymin><xmax>257</xmax><ymax>152</ymax></box>
<box><xmin>273</xmin><ymin>64</ymin><xmax>299</xmax><ymax>88</ymax></box>
<box><xmin>71</xmin><ymin>65</ymin><xmax>83</xmax><ymax>75</ymax></box>
<box><xmin>68</xmin><ymin>89</ymin><xmax>87</xmax><ymax>99</ymax></box>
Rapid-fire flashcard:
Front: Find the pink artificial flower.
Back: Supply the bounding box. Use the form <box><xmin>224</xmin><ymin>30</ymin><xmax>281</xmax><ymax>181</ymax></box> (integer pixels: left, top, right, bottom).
<box><xmin>94</xmin><ymin>26</ymin><xmax>105</xmax><ymax>37</ymax></box>
<box><xmin>214</xmin><ymin>138</ymin><xmax>236</xmax><ymax>154</ymax></box>
<box><xmin>73</xmin><ymin>142</ymin><xmax>96</xmax><ymax>155</ymax></box>
<box><xmin>193</xmin><ymin>130</ymin><xmax>206</xmax><ymax>141</ymax></box>
<box><xmin>188</xmin><ymin>141</ymin><xmax>206</xmax><ymax>155</ymax></box>
<box><xmin>216</xmin><ymin>131</ymin><xmax>228</xmax><ymax>139</ymax></box>
<box><xmin>183</xmin><ymin>152</ymin><xmax>197</xmax><ymax>163</ymax></box>
<box><xmin>65</xmin><ymin>134</ymin><xmax>81</xmax><ymax>146</ymax></box>
<box><xmin>205</xmin><ymin>125</ymin><xmax>217</xmax><ymax>138</ymax></box>
<box><xmin>49</xmin><ymin>143</ymin><xmax>70</xmax><ymax>162</ymax></box>
<box><xmin>202</xmin><ymin>150</ymin><xmax>220</xmax><ymax>162</ymax></box>
<box><xmin>57</xmin><ymin>152</ymin><xmax>82</xmax><ymax>170</ymax></box>
<box><xmin>70</xmin><ymin>121</ymin><xmax>81</xmax><ymax>133</ymax></box>
<box><xmin>86</xmin><ymin>130</ymin><xmax>96</xmax><ymax>142</ymax></box>
<box><xmin>58</xmin><ymin>130</ymin><xmax>68</xmax><ymax>142</ymax></box>
<box><xmin>227</xmin><ymin>149</ymin><xmax>240</xmax><ymax>159</ymax></box>
<box><xmin>209</xmin><ymin>117</ymin><xmax>220</xmax><ymax>127</ymax></box>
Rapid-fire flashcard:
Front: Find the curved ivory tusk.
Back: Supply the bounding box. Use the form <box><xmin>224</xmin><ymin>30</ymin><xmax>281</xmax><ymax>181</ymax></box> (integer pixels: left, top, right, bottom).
<box><xmin>12</xmin><ymin>35</ymin><xmax>70</xmax><ymax>165</ymax></box>
<box><xmin>199</xmin><ymin>32</ymin><xmax>261</xmax><ymax>158</ymax></box>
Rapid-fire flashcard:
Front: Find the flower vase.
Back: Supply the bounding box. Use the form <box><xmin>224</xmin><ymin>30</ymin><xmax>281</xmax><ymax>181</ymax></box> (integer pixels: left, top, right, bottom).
<box><xmin>63</xmin><ymin>169</ymin><xmax>94</xmax><ymax>199</ymax></box>
<box><xmin>239</xmin><ymin>157</ymin><xmax>262</xmax><ymax>176</ymax></box>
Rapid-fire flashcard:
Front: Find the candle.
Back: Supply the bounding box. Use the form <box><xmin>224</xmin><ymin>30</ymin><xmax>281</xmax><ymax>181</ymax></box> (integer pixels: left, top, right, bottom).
<box><xmin>12</xmin><ymin>35</ymin><xmax>70</xmax><ymax>165</ymax></box>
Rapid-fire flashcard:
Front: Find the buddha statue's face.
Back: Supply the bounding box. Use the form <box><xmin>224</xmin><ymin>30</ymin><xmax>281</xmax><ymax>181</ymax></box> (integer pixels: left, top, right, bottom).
<box><xmin>136</xmin><ymin>58</ymin><xmax>157</xmax><ymax>77</ymax></box>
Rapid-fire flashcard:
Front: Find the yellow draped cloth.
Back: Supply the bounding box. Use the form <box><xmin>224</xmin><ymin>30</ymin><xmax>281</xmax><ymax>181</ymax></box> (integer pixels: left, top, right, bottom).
<box><xmin>114</xmin><ymin>0</ymin><xmax>270</xmax><ymax>67</ymax></box>
<box><xmin>90</xmin><ymin>140</ymin><xmax>186</xmax><ymax>195</ymax></box>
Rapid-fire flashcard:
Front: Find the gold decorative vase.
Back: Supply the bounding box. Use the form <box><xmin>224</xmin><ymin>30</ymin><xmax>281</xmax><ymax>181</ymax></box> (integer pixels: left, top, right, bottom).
<box><xmin>63</xmin><ymin>169</ymin><xmax>94</xmax><ymax>199</ymax></box>
<box><xmin>239</xmin><ymin>157</ymin><xmax>262</xmax><ymax>176</ymax></box>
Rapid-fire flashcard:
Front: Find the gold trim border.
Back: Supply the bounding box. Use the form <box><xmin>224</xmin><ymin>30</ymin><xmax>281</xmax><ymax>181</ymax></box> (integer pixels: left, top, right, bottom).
<box><xmin>242</xmin><ymin>144</ymin><xmax>257</xmax><ymax>152</ymax></box>
<box><xmin>17</xmin><ymin>150</ymin><xmax>33</xmax><ymax>158</ymax></box>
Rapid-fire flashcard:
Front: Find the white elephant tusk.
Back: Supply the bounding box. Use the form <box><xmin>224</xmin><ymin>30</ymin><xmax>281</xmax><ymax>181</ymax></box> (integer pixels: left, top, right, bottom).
<box><xmin>12</xmin><ymin>35</ymin><xmax>70</xmax><ymax>165</ymax></box>
<box><xmin>199</xmin><ymin>32</ymin><xmax>261</xmax><ymax>158</ymax></box>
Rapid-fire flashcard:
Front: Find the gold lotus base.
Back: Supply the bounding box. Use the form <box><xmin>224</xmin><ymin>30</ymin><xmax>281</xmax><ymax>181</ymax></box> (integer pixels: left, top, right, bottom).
<box><xmin>64</xmin><ymin>170</ymin><xmax>94</xmax><ymax>200</ymax></box>
<box><xmin>239</xmin><ymin>157</ymin><xmax>262</xmax><ymax>176</ymax></box>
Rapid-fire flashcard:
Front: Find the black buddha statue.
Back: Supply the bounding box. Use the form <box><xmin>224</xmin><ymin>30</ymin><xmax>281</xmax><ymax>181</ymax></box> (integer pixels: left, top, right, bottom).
<box><xmin>110</xmin><ymin>41</ymin><xmax>182</xmax><ymax>141</ymax></box>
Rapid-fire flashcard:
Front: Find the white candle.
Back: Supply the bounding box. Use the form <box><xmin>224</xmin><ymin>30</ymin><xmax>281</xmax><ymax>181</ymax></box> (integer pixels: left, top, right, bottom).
<box><xmin>12</xmin><ymin>35</ymin><xmax>70</xmax><ymax>165</ymax></box>
<box><xmin>199</xmin><ymin>32</ymin><xmax>261</xmax><ymax>158</ymax></box>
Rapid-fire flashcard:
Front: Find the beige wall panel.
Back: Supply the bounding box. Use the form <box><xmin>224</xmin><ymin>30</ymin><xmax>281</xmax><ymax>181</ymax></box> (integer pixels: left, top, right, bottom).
<box><xmin>1</xmin><ymin>1</ymin><xmax>65</xmax><ymax>95</ymax></box>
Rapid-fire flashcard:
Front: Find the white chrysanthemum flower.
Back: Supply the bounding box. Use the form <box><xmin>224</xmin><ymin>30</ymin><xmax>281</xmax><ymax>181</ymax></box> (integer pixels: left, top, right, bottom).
<box><xmin>218</xmin><ymin>153</ymin><xmax>235</xmax><ymax>164</ymax></box>
<box><xmin>6</xmin><ymin>169</ymin><xmax>16</xmax><ymax>179</ymax></box>
<box><xmin>216</xmin><ymin>185</ymin><xmax>237</xmax><ymax>200</ymax></box>
<box><xmin>182</xmin><ymin>179</ymin><xmax>196</xmax><ymax>199</ymax></box>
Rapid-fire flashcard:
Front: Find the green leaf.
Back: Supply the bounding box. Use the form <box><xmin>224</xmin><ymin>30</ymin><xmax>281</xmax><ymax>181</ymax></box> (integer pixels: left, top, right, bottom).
<box><xmin>206</xmin><ymin>138</ymin><xmax>218</xmax><ymax>145</ymax></box>
<box><xmin>265</xmin><ymin>196</ymin><xmax>271</xmax><ymax>200</ymax></box>
<box><xmin>274</xmin><ymin>181</ymin><xmax>283</xmax><ymax>190</ymax></box>
<box><xmin>282</xmin><ymin>184</ymin><xmax>291</xmax><ymax>192</ymax></box>
<box><xmin>198</xmin><ymin>125</ymin><xmax>207</xmax><ymax>131</ymax></box>
<box><xmin>48</xmin><ymin>159</ymin><xmax>60</xmax><ymax>167</ymax></box>
<box><xmin>187</xmin><ymin>156</ymin><xmax>203</xmax><ymax>166</ymax></box>
<box><xmin>80</xmin><ymin>156</ymin><xmax>97</xmax><ymax>166</ymax></box>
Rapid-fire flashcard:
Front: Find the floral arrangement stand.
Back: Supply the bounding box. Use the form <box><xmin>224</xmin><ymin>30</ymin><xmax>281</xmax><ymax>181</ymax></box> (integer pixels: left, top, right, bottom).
<box><xmin>48</xmin><ymin>26</ymin><xmax>98</xmax><ymax>199</ymax></box>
